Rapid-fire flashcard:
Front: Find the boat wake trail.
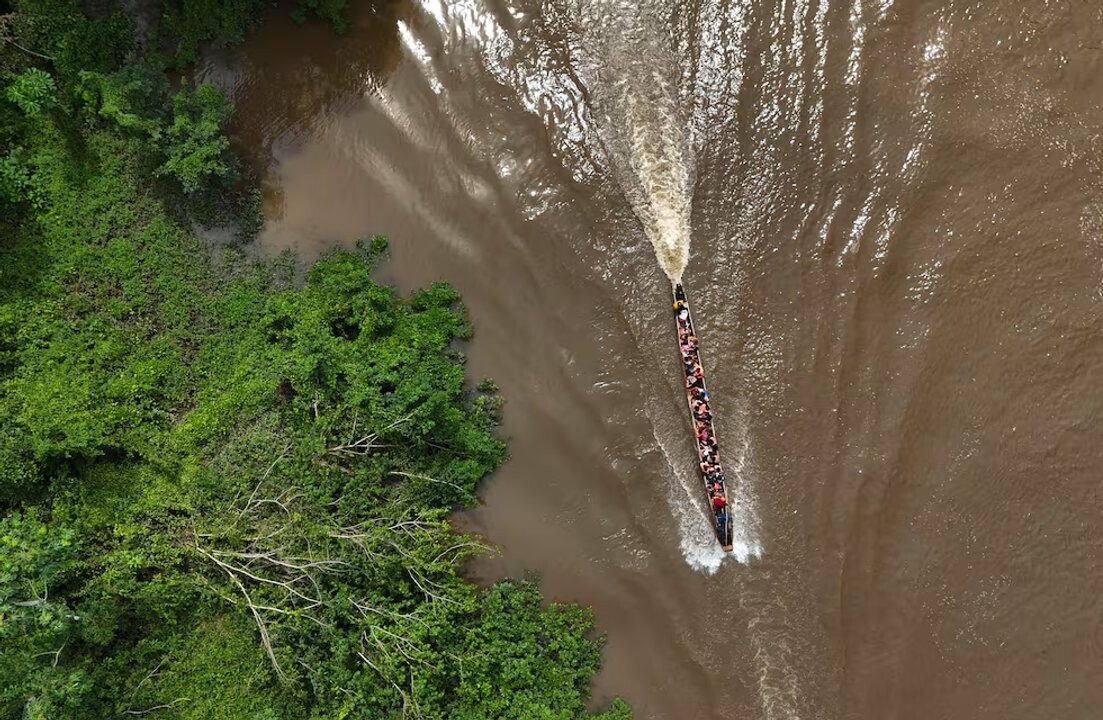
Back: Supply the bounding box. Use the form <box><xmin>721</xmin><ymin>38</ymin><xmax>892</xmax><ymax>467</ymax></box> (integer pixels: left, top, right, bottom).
<box><xmin>652</xmin><ymin>411</ymin><xmax>763</xmax><ymax>574</ymax></box>
<box><xmin>387</xmin><ymin>2</ymin><xmax>812</xmax><ymax>716</ymax></box>
<box><xmin>621</xmin><ymin>81</ymin><xmax>695</xmax><ymax>282</ymax></box>
<box><xmin>577</xmin><ymin>0</ymin><xmax>695</xmax><ymax>283</ymax></box>
<box><xmin>575</xmin><ymin>0</ymin><xmax>762</xmax><ymax>569</ymax></box>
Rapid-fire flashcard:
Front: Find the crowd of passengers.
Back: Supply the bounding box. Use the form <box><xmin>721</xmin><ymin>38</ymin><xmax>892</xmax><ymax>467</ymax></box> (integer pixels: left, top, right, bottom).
<box><xmin>674</xmin><ymin>298</ymin><xmax>728</xmax><ymax>514</ymax></box>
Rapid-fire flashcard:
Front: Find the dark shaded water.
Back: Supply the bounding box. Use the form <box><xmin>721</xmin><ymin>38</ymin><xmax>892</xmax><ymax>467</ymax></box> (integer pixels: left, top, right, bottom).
<box><xmin>198</xmin><ymin>1</ymin><xmax>1103</xmax><ymax>717</ymax></box>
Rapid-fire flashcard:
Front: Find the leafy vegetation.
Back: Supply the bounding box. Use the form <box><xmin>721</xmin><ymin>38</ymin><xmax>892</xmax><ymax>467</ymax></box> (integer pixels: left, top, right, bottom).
<box><xmin>0</xmin><ymin>2</ymin><xmax>629</xmax><ymax>719</ymax></box>
<box><xmin>158</xmin><ymin>83</ymin><xmax>232</xmax><ymax>193</ymax></box>
<box><xmin>4</xmin><ymin>68</ymin><xmax>55</xmax><ymax>114</ymax></box>
<box><xmin>291</xmin><ymin>0</ymin><xmax>353</xmax><ymax>34</ymax></box>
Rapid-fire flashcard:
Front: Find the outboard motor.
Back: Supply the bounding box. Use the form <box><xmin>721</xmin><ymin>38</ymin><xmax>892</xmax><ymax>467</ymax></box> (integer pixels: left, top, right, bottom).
<box><xmin>715</xmin><ymin>507</ymin><xmax>733</xmax><ymax>548</ymax></box>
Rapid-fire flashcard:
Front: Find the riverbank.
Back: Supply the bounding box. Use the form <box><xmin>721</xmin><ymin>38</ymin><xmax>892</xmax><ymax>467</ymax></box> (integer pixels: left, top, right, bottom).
<box><xmin>0</xmin><ymin>3</ymin><xmax>628</xmax><ymax>718</ymax></box>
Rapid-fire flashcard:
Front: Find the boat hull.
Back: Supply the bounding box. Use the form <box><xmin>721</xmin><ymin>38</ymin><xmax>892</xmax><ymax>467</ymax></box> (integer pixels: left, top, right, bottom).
<box><xmin>672</xmin><ymin>283</ymin><xmax>735</xmax><ymax>552</ymax></box>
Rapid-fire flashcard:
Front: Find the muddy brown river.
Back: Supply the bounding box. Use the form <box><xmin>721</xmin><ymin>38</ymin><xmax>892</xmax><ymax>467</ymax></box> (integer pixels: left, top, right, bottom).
<box><xmin>197</xmin><ymin>1</ymin><xmax>1103</xmax><ymax>717</ymax></box>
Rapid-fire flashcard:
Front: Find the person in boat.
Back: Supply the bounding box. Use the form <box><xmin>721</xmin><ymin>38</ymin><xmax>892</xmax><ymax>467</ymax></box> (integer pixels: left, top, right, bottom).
<box><xmin>686</xmin><ymin>374</ymin><xmax>702</xmax><ymax>389</ymax></box>
<box><xmin>677</xmin><ymin>307</ymin><xmax>689</xmax><ymax>322</ymax></box>
<box><xmin>712</xmin><ymin>494</ymin><xmax>727</xmax><ymax>510</ymax></box>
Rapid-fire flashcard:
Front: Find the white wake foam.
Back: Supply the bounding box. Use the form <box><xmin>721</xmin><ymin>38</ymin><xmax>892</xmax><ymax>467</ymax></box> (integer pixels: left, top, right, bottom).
<box><xmin>577</xmin><ymin>0</ymin><xmax>695</xmax><ymax>283</ymax></box>
<box><xmin>650</xmin><ymin>399</ymin><xmax>763</xmax><ymax>573</ymax></box>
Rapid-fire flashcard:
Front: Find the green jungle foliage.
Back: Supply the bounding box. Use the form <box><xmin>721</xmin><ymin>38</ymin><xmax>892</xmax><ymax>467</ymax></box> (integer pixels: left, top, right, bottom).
<box><xmin>0</xmin><ymin>2</ymin><xmax>630</xmax><ymax>719</ymax></box>
<box><xmin>5</xmin><ymin>68</ymin><xmax>56</xmax><ymax>115</ymax></box>
<box><xmin>291</xmin><ymin>0</ymin><xmax>353</xmax><ymax>34</ymax></box>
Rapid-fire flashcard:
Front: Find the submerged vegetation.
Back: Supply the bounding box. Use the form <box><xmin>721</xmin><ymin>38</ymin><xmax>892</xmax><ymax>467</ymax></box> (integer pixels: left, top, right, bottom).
<box><xmin>0</xmin><ymin>1</ymin><xmax>629</xmax><ymax>718</ymax></box>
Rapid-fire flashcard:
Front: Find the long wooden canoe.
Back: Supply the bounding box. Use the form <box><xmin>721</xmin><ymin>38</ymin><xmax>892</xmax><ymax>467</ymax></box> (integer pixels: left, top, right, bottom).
<box><xmin>672</xmin><ymin>283</ymin><xmax>734</xmax><ymax>552</ymax></box>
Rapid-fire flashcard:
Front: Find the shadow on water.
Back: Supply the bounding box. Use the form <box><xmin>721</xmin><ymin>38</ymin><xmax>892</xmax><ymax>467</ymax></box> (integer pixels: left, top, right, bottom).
<box><xmin>196</xmin><ymin>0</ymin><xmax>410</xmax><ymax>186</ymax></box>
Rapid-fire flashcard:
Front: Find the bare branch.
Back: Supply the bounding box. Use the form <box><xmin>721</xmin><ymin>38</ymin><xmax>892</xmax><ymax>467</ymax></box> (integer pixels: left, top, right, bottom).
<box><xmin>203</xmin><ymin>551</ymin><xmax>287</xmax><ymax>682</ymax></box>
<box><xmin>406</xmin><ymin>567</ymin><xmax>460</xmax><ymax>605</ymax></box>
<box><xmin>235</xmin><ymin>445</ymin><xmax>291</xmax><ymax>518</ymax></box>
<box><xmin>327</xmin><ymin>415</ymin><xmax>411</xmax><ymax>457</ymax></box>
<box><xmin>1</xmin><ymin>36</ymin><xmax>54</xmax><ymax>61</ymax></box>
<box><xmin>311</xmin><ymin>457</ymin><xmax>356</xmax><ymax>476</ymax></box>
<box><xmin>197</xmin><ymin>546</ymin><xmax>321</xmax><ymax>608</ymax></box>
<box><xmin>431</xmin><ymin>541</ymin><xmax>486</xmax><ymax>565</ymax></box>
<box><xmin>33</xmin><ymin>641</ymin><xmax>65</xmax><ymax>667</ymax></box>
<box><xmin>357</xmin><ymin>649</ymin><xmax>424</xmax><ymax>720</ymax></box>
<box><xmin>389</xmin><ymin>471</ymin><xmax>467</xmax><ymax>495</ymax></box>
<box><xmin>121</xmin><ymin>698</ymin><xmax>189</xmax><ymax>716</ymax></box>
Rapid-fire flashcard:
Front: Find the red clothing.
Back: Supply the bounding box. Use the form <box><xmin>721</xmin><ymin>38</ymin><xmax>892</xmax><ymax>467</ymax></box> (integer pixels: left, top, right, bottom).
<box><xmin>712</xmin><ymin>495</ymin><xmax>727</xmax><ymax>510</ymax></box>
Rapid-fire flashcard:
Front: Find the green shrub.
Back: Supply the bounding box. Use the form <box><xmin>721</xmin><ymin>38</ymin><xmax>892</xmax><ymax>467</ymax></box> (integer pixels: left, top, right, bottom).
<box><xmin>158</xmin><ymin>84</ymin><xmax>233</xmax><ymax>195</ymax></box>
<box><xmin>5</xmin><ymin>69</ymin><xmax>57</xmax><ymax>115</ymax></box>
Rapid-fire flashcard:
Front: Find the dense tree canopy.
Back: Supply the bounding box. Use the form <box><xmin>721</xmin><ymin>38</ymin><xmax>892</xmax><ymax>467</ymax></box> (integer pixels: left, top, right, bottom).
<box><xmin>0</xmin><ymin>2</ymin><xmax>630</xmax><ymax>718</ymax></box>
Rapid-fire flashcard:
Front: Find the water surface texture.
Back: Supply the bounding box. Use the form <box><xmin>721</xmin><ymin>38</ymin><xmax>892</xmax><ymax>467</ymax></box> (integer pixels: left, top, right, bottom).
<box><xmin>198</xmin><ymin>2</ymin><xmax>1103</xmax><ymax>718</ymax></box>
